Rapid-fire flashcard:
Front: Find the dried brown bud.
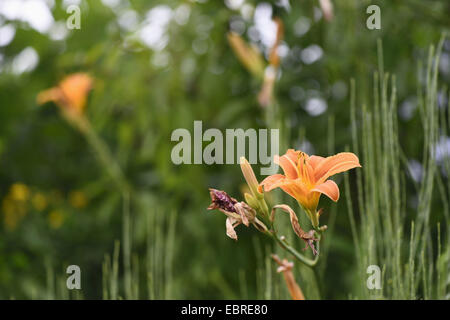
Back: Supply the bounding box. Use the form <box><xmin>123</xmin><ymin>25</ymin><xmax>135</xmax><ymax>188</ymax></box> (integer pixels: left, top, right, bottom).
<box><xmin>207</xmin><ymin>188</ymin><xmax>268</xmax><ymax>240</ymax></box>
<box><xmin>300</xmin><ymin>230</ymin><xmax>319</xmax><ymax>256</ymax></box>
<box><xmin>235</xmin><ymin>202</ymin><xmax>257</xmax><ymax>226</ymax></box>
<box><xmin>208</xmin><ymin>188</ymin><xmax>237</xmax><ymax>213</ymax></box>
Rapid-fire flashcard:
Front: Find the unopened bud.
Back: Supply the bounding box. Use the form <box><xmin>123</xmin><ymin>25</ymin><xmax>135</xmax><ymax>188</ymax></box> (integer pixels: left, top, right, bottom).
<box><xmin>240</xmin><ymin>157</ymin><xmax>263</xmax><ymax>199</ymax></box>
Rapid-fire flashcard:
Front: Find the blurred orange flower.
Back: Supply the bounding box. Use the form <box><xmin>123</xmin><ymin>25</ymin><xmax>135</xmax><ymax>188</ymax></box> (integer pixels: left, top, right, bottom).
<box><xmin>68</xmin><ymin>190</ymin><xmax>88</xmax><ymax>209</ymax></box>
<box><xmin>258</xmin><ymin>17</ymin><xmax>283</xmax><ymax>108</ymax></box>
<box><xmin>260</xmin><ymin>149</ymin><xmax>361</xmax><ymax>227</ymax></box>
<box><xmin>227</xmin><ymin>32</ymin><xmax>265</xmax><ymax>79</ymax></box>
<box><xmin>37</xmin><ymin>73</ymin><xmax>93</xmax><ymax>116</ymax></box>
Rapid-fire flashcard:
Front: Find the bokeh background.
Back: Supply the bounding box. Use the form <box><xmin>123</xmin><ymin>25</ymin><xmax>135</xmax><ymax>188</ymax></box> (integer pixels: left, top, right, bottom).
<box><xmin>0</xmin><ymin>0</ymin><xmax>449</xmax><ymax>299</ymax></box>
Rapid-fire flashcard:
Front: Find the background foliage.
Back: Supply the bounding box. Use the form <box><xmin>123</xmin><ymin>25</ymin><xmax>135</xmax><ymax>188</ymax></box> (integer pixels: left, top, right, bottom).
<box><xmin>0</xmin><ymin>0</ymin><xmax>449</xmax><ymax>299</ymax></box>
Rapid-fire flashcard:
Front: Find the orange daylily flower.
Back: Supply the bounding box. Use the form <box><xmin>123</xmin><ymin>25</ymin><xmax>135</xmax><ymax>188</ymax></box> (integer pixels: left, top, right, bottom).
<box><xmin>259</xmin><ymin>149</ymin><xmax>361</xmax><ymax>227</ymax></box>
<box><xmin>37</xmin><ymin>73</ymin><xmax>93</xmax><ymax>116</ymax></box>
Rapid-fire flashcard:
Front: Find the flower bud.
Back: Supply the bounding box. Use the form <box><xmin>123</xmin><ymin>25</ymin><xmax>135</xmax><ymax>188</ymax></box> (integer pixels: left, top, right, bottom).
<box><xmin>240</xmin><ymin>157</ymin><xmax>263</xmax><ymax>199</ymax></box>
<box><xmin>244</xmin><ymin>192</ymin><xmax>259</xmax><ymax>210</ymax></box>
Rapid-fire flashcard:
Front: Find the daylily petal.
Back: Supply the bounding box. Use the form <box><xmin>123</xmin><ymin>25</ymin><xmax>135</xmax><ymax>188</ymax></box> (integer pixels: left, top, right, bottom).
<box><xmin>38</xmin><ymin>73</ymin><xmax>93</xmax><ymax>116</ymax></box>
<box><xmin>312</xmin><ymin>179</ymin><xmax>340</xmax><ymax>202</ymax></box>
<box><xmin>59</xmin><ymin>73</ymin><xmax>93</xmax><ymax>114</ymax></box>
<box><xmin>259</xmin><ymin>174</ymin><xmax>285</xmax><ymax>192</ymax></box>
<box><xmin>275</xmin><ymin>149</ymin><xmax>299</xmax><ymax>179</ymax></box>
<box><xmin>285</xmin><ymin>149</ymin><xmax>301</xmax><ymax>163</ymax></box>
<box><xmin>308</xmin><ymin>155</ymin><xmax>325</xmax><ymax>170</ymax></box>
<box><xmin>280</xmin><ymin>181</ymin><xmax>309</xmax><ymax>204</ymax></box>
<box><xmin>37</xmin><ymin>87</ymin><xmax>62</xmax><ymax>106</ymax></box>
<box><xmin>314</xmin><ymin>152</ymin><xmax>361</xmax><ymax>183</ymax></box>
<box><xmin>260</xmin><ymin>175</ymin><xmax>310</xmax><ymax>207</ymax></box>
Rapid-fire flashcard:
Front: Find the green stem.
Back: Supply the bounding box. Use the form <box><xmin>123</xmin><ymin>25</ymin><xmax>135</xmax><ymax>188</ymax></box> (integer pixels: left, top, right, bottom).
<box><xmin>271</xmin><ymin>231</ymin><xmax>320</xmax><ymax>267</ymax></box>
<box><xmin>70</xmin><ymin>115</ymin><xmax>130</xmax><ymax>194</ymax></box>
<box><xmin>65</xmin><ymin>113</ymin><xmax>133</xmax><ymax>299</ymax></box>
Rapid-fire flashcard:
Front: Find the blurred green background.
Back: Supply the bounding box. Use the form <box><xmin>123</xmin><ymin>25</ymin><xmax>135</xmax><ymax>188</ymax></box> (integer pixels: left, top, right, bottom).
<box><xmin>0</xmin><ymin>0</ymin><xmax>449</xmax><ymax>299</ymax></box>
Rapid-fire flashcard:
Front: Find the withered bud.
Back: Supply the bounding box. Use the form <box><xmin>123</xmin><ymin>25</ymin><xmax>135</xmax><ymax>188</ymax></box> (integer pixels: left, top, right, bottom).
<box><xmin>301</xmin><ymin>230</ymin><xmax>319</xmax><ymax>256</ymax></box>
<box><xmin>207</xmin><ymin>188</ymin><xmax>237</xmax><ymax>213</ymax></box>
<box><xmin>235</xmin><ymin>202</ymin><xmax>256</xmax><ymax>226</ymax></box>
<box><xmin>208</xmin><ymin>188</ymin><xmax>268</xmax><ymax>240</ymax></box>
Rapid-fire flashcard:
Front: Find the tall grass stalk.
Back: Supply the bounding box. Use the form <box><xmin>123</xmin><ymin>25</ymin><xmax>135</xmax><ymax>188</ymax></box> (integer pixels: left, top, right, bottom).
<box><xmin>346</xmin><ymin>37</ymin><xmax>448</xmax><ymax>299</ymax></box>
<box><xmin>100</xmin><ymin>208</ymin><xmax>176</xmax><ymax>300</ymax></box>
